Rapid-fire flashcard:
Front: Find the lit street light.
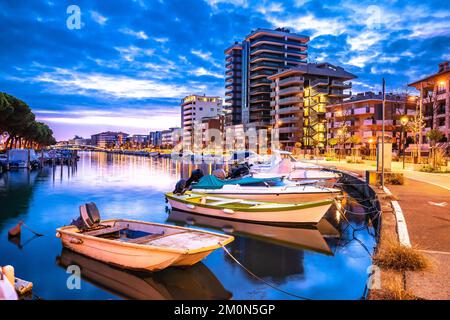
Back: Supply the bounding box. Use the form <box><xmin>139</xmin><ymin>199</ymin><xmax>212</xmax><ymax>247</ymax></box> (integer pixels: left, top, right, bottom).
<box><xmin>400</xmin><ymin>115</ymin><xmax>409</xmax><ymax>169</ymax></box>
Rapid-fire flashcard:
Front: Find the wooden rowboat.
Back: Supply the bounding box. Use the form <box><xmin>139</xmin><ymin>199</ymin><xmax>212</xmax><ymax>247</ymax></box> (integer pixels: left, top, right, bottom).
<box><xmin>56</xmin><ymin>218</ymin><xmax>234</xmax><ymax>272</ymax></box>
<box><xmin>165</xmin><ymin>191</ymin><xmax>333</xmax><ymax>225</ymax></box>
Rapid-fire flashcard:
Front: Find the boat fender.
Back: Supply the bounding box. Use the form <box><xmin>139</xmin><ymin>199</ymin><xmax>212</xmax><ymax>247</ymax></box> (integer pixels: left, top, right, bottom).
<box><xmin>56</xmin><ymin>232</ymin><xmax>61</xmax><ymax>238</ymax></box>
<box><xmin>185</xmin><ymin>204</ymin><xmax>196</xmax><ymax>209</ymax></box>
<box><xmin>223</xmin><ymin>208</ymin><xmax>234</xmax><ymax>214</ymax></box>
<box><xmin>69</xmin><ymin>237</ymin><xmax>83</xmax><ymax>244</ymax></box>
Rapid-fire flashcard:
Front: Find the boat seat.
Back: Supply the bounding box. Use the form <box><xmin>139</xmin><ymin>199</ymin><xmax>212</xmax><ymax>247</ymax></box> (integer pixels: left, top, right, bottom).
<box><xmin>123</xmin><ymin>232</ymin><xmax>166</xmax><ymax>244</ymax></box>
<box><xmin>83</xmin><ymin>225</ymin><xmax>128</xmax><ymax>237</ymax></box>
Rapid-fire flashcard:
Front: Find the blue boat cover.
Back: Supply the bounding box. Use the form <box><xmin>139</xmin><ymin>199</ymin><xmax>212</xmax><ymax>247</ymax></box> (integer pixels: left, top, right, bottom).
<box><xmin>193</xmin><ymin>175</ymin><xmax>280</xmax><ymax>189</ymax></box>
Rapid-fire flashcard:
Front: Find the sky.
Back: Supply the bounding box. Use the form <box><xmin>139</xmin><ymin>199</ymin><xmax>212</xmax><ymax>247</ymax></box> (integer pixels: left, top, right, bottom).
<box><xmin>1</xmin><ymin>0</ymin><xmax>449</xmax><ymax>140</ymax></box>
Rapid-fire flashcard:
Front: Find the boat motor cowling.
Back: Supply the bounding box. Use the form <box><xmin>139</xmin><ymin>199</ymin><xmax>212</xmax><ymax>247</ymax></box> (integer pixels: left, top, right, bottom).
<box><xmin>173</xmin><ymin>169</ymin><xmax>204</xmax><ymax>194</ymax></box>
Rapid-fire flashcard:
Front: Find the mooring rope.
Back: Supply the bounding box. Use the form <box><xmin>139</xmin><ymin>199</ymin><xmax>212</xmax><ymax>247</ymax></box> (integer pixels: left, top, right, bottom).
<box><xmin>219</xmin><ymin>244</ymin><xmax>312</xmax><ymax>300</ymax></box>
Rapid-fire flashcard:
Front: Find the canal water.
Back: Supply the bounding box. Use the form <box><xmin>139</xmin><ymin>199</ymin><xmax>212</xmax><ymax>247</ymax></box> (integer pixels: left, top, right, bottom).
<box><xmin>0</xmin><ymin>152</ymin><xmax>377</xmax><ymax>300</ymax></box>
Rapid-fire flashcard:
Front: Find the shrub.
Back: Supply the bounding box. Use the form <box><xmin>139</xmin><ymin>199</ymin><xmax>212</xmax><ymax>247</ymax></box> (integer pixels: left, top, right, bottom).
<box><xmin>374</xmin><ymin>236</ymin><xmax>431</xmax><ymax>272</ymax></box>
<box><xmin>387</xmin><ymin>173</ymin><xmax>404</xmax><ymax>185</ymax></box>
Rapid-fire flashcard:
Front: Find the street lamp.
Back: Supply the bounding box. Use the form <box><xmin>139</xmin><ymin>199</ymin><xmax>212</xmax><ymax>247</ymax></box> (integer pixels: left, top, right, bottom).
<box><xmin>368</xmin><ymin>138</ymin><xmax>374</xmax><ymax>160</ymax></box>
<box><xmin>400</xmin><ymin>116</ymin><xmax>409</xmax><ymax>169</ymax></box>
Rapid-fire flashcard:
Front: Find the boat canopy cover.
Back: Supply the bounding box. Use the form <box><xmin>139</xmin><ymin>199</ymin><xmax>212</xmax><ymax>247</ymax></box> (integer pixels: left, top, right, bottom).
<box><xmin>193</xmin><ymin>175</ymin><xmax>279</xmax><ymax>189</ymax></box>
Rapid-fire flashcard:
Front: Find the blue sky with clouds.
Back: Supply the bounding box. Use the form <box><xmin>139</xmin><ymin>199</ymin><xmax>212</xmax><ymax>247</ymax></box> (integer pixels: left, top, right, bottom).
<box><xmin>1</xmin><ymin>0</ymin><xmax>449</xmax><ymax>140</ymax></box>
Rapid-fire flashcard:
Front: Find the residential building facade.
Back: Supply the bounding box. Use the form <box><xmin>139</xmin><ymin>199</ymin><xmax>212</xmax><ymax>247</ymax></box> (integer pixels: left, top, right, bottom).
<box><xmin>161</xmin><ymin>127</ymin><xmax>182</xmax><ymax>148</ymax></box>
<box><xmin>201</xmin><ymin>115</ymin><xmax>225</xmax><ymax>149</ymax></box>
<box><xmin>225</xmin><ymin>28</ymin><xmax>309</xmax><ymax>130</ymax></box>
<box><xmin>409</xmin><ymin>61</ymin><xmax>450</xmax><ymax>142</ymax></box>
<box><xmin>91</xmin><ymin>131</ymin><xmax>129</xmax><ymax>148</ymax></box>
<box><xmin>326</xmin><ymin>92</ymin><xmax>417</xmax><ymax>147</ymax></box>
<box><xmin>149</xmin><ymin>131</ymin><xmax>163</xmax><ymax>147</ymax></box>
<box><xmin>128</xmin><ymin>134</ymin><xmax>149</xmax><ymax>147</ymax></box>
<box><xmin>268</xmin><ymin>62</ymin><xmax>355</xmax><ymax>149</ymax></box>
<box><xmin>181</xmin><ymin>94</ymin><xmax>223</xmax><ymax>149</ymax></box>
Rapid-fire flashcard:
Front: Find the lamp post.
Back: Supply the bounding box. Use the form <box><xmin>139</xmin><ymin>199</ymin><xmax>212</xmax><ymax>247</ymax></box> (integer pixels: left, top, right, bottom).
<box><xmin>368</xmin><ymin>138</ymin><xmax>374</xmax><ymax>160</ymax></box>
<box><xmin>400</xmin><ymin>116</ymin><xmax>409</xmax><ymax>169</ymax></box>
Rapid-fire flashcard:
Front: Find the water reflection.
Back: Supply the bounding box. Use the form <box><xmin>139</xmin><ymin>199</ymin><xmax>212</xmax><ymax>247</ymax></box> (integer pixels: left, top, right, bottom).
<box><xmin>168</xmin><ymin>210</ymin><xmax>339</xmax><ymax>255</ymax></box>
<box><xmin>56</xmin><ymin>249</ymin><xmax>232</xmax><ymax>300</ymax></box>
<box><xmin>0</xmin><ymin>152</ymin><xmax>376</xmax><ymax>300</ymax></box>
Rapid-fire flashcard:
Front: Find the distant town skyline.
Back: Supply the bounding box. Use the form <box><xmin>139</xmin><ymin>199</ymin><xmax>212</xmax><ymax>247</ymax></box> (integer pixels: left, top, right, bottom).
<box><xmin>1</xmin><ymin>0</ymin><xmax>449</xmax><ymax>140</ymax></box>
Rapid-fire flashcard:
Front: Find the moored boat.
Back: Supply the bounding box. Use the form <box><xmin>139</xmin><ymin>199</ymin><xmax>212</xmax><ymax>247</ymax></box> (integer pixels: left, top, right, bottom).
<box><xmin>165</xmin><ymin>191</ymin><xmax>333</xmax><ymax>225</ymax></box>
<box><xmin>191</xmin><ymin>174</ymin><xmax>341</xmax><ymax>203</ymax></box>
<box><xmin>56</xmin><ymin>203</ymin><xmax>234</xmax><ymax>272</ymax></box>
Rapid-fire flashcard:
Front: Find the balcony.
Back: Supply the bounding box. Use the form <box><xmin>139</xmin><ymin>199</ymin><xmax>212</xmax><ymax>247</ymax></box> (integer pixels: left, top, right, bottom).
<box><xmin>330</xmin><ymin>80</ymin><xmax>352</xmax><ymax>88</ymax></box>
<box><xmin>250</xmin><ymin>53</ymin><xmax>285</xmax><ymax>63</ymax></box>
<box><xmin>250</xmin><ymin>36</ymin><xmax>308</xmax><ymax>49</ymax></box>
<box><xmin>279</xmin><ymin>76</ymin><xmax>304</xmax><ymax>86</ymax></box>
<box><xmin>278</xmin><ymin>86</ymin><xmax>303</xmax><ymax>96</ymax></box>
<box><xmin>329</xmin><ymin>89</ymin><xmax>351</xmax><ymax>98</ymax></box>
<box><xmin>250</xmin><ymin>96</ymin><xmax>270</xmax><ymax>103</ymax></box>
<box><xmin>272</xmin><ymin>116</ymin><xmax>300</xmax><ymax>125</ymax></box>
<box><xmin>278</xmin><ymin>126</ymin><xmax>300</xmax><ymax>134</ymax></box>
<box><xmin>250</xmin><ymin>61</ymin><xmax>284</xmax><ymax>71</ymax></box>
<box><xmin>310</xmin><ymin>78</ymin><xmax>329</xmax><ymax>87</ymax></box>
<box><xmin>249</xmin><ymin>87</ymin><xmax>269</xmax><ymax>95</ymax></box>
<box><xmin>271</xmin><ymin>106</ymin><xmax>301</xmax><ymax>115</ymax></box>
<box><xmin>250</xmin><ymin>78</ymin><xmax>271</xmax><ymax>87</ymax></box>
<box><xmin>279</xmin><ymin>96</ymin><xmax>303</xmax><ymax>105</ymax></box>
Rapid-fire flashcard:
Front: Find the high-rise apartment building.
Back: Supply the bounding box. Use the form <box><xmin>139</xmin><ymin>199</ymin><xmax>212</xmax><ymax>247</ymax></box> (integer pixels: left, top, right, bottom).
<box><xmin>268</xmin><ymin>62</ymin><xmax>355</xmax><ymax>148</ymax></box>
<box><xmin>181</xmin><ymin>94</ymin><xmax>223</xmax><ymax>149</ymax></box>
<box><xmin>225</xmin><ymin>28</ymin><xmax>309</xmax><ymax>130</ymax></box>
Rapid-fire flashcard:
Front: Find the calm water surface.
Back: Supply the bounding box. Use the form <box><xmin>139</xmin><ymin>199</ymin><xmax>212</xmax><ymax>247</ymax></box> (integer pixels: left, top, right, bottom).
<box><xmin>0</xmin><ymin>152</ymin><xmax>376</xmax><ymax>300</ymax></box>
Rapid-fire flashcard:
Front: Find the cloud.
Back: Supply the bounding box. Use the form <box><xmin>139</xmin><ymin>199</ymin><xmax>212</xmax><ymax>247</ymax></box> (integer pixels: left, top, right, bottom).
<box><xmin>90</xmin><ymin>11</ymin><xmax>108</xmax><ymax>25</ymax></box>
<box><xmin>119</xmin><ymin>28</ymin><xmax>149</xmax><ymax>39</ymax></box>
<box><xmin>190</xmin><ymin>67</ymin><xmax>222</xmax><ymax>78</ymax></box>
<box><xmin>256</xmin><ymin>2</ymin><xmax>283</xmax><ymax>15</ymax></box>
<box><xmin>267</xmin><ymin>14</ymin><xmax>346</xmax><ymax>39</ymax></box>
<box><xmin>33</xmin><ymin>68</ymin><xmax>200</xmax><ymax>99</ymax></box>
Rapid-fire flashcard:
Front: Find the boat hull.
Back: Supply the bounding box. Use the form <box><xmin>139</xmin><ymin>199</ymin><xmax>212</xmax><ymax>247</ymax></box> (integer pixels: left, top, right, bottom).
<box><xmin>56</xmin><ymin>219</ymin><xmax>233</xmax><ymax>272</ymax></box>
<box><xmin>191</xmin><ymin>188</ymin><xmax>340</xmax><ymax>204</ymax></box>
<box><xmin>167</xmin><ymin>197</ymin><xmax>332</xmax><ymax>226</ymax></box>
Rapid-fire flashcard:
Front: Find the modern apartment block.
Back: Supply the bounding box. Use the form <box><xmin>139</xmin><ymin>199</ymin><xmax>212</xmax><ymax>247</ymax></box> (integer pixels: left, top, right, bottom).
<box><xmin>90</xmin><ymin>131</ymin><xmax>129</xmax><ymax>148</ymax></box>
<box><xmin>326</xmin><ymin>92</ymin><xmax>417</xmax><ymax>145</ymax></box>
<box><xmin>409</xmin><ymin>61</ymin><xmax>450</xmax><ymax>141</ymax></box>
<box><xmin>149</xmin><ymin>131</ymin><xmax>162</xmax><ymax>147</ymax></box>
<box><xmin>224</xmin><ymin>28</ymin><xmax>309</xmax><ymax>130</ymax></box>
<box><xmin>161</xmin><ymin>127</ymin><xmax>182</xmax><ymax>148</ymax></box>
<box><xmin>268</xmin><ymin>62</ymin><xmax>355</xmax><ymax>149</ymax></box>
<box><xmin>181</xmin><ymin>94</ymin><xmax>223</xmax><ymax>149</ymax></box>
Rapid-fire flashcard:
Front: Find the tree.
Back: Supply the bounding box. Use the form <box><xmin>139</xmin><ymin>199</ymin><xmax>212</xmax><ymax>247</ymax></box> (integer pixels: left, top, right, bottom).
<box><xmin>0</xmin><ymin>92</ymin><xmax>56</xmax><ymax>150</ymax></box>
<box><xmin>426</xmin><ymin>129</ymin><xmax>444</xmax><ymax>168</ymax></box>
<box><xmin>328</xmin><ymin>138</ymin><xmax>338</xmax><ymax>157</ymax></box>
<box><xmin>406</xmin><ymin>107</ymin><xmax>426</xmax><ymax>163</ymax></box>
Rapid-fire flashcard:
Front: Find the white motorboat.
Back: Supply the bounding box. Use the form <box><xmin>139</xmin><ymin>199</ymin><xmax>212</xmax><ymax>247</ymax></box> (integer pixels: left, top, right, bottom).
<box><xmin>191</xmin><ymin>175</ymin><xmax>341</xmax><ymax>203</ymax></box>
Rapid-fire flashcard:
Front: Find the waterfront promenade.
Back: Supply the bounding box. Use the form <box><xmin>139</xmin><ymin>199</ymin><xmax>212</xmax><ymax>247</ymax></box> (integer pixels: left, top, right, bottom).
<box><xmin>311</xmin><ymin>158</ymin><xmax>450</xmax><ymax>299</ymax></box>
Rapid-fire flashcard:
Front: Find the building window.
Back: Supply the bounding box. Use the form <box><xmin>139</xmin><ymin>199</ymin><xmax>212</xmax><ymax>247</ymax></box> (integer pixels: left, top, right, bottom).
<box><xmin>199</xmin><ymin>107</ymin><xmax>203</xmax><ymax>111</ymax></box>
<box><xmin>438</xmin><ymin>117</ymin><xmax>445</xmax><ymax>127</ymax></box>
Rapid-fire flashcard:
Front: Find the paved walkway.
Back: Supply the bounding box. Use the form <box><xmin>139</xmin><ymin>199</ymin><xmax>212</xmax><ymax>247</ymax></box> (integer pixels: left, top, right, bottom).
<box><xmin>305</xmin><ymin>158</ymin><xmax>450</xmax><ymax>299</ymax></box>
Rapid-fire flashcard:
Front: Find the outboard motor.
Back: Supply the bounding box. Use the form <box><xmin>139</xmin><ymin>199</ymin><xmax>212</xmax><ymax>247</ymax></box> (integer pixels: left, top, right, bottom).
<box><xmin>71</xmin><ymin>202</ymin><xmax>101</xmax><ymax>230</ymax></box>
<box><xmin>173</xmin><ymin>169</ymin><xmax>204</xmax><ymax>194</ymax></box>
<box><xmin>228</xmin><ymin>163</ymin><xmax>251</xmax><ymax>179</ymax></box>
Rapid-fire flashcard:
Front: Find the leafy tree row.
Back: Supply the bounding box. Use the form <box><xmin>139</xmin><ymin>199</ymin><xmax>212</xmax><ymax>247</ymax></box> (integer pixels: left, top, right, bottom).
<box><xmin>0</xmin><ymin>92</ymin><xmax>56</xmax><ymax>149</ymax></box>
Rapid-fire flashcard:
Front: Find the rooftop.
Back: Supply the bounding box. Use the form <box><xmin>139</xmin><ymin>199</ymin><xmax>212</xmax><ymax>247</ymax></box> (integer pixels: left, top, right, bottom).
<box><xmin>269</xmin><ymin>62</ymin><xmax>356</xmax><ymax>80</ymax></box>
<box><xmin>408</xmin><ymin>61</ymin><xmax>450</xmax><ymax>87</ymax></box>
